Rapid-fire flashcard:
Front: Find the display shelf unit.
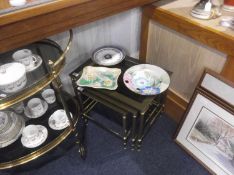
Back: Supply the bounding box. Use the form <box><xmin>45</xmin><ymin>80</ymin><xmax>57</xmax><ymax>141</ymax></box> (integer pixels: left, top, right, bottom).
<box><xmin>0</xmin><ymin>30</ymin><xmax>84</xmax><ymax>170</ymax></box>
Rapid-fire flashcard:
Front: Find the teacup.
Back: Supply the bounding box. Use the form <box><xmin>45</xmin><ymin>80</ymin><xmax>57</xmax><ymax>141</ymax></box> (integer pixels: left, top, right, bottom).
<box><xmin>12</xmin><ymin>49</ymin><xmax>32</xmax><ymax>60</ymax></box>
<box><xmin>41</xmin><ymin>89</ymin><xmax>56</xmax><ymax>104</ymax></box>
<box><xmin>22</xmin><ymin>125</ymin><xmax>39</xmax><ymax>142</ymax></box>
<box><xmin>27</xmin><ymin>98</ymin><xmax>44</xmax><ymax>116</ymax></box>
<box><xmin>14</xmin><ymin>54</ymin><xmax>38</xmax><ymax>68</ymax></box>
<box><xmin>52</xmin><ymin>110</ymin><xmax>68</xmax><ymax>127</ymax></box>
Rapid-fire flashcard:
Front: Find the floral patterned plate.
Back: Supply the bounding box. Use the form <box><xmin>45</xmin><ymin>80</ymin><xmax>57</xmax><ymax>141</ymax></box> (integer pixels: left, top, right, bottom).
<box><xmin>123</xmin><ymin>64</ymin><xmax>170</xmax><ymax>95</ymax></box>
<box><xmin>76</xmin><ymin>66</ymin><xmax>121</xmax><ymax>90</ymax></box>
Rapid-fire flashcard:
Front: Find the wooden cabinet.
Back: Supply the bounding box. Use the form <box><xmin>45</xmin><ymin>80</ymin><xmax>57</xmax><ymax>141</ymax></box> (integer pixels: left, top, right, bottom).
<box><xmin>0</xmin><ymin>0</ymin><xmax>157</xmax><ymax>53</ymax></box>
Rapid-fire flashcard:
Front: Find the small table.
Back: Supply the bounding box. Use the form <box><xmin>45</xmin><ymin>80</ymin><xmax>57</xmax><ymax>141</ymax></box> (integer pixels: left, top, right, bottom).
<box><xmin>70</xmin><ymin>56</ymin><xmax>167</xmax><ymax>150</ymax></box>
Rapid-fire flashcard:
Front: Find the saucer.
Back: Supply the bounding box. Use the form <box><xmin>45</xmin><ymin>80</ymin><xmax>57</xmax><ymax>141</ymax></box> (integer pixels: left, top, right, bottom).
<box><xmin>21</xmin><ymin>125</ymin><xmax>48</xmax><ymax>148</ymax></box>
<box><xmin>48</xmin><ymin>109</ymin><xmax>72</xmax><ymax>130</ymax></box>
<box><xmin>25</xmin><ymin>55</ymin><xmax>43</xmax><ymax>72</ymax></box>
<box><xmin>24</xmin><ymin>100</ymin><xmax>48</xmax><ymax>118</ymax></box>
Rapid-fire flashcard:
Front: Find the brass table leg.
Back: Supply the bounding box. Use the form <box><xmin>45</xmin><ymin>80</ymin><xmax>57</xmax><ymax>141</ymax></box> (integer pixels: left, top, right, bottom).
<box><xmin>122</xmin><ymin>115</ymin><xmax>127</xmax><ymax>149</ymax></box>
<box><xmin>137</xmin><ymin>113</ymin><xmax>145</xmax><ymax>151</ymax></box>
<box><xmin>131</xmin><ymin>115</ymin><xmax>137</xmax><ymax>150</ymax></box>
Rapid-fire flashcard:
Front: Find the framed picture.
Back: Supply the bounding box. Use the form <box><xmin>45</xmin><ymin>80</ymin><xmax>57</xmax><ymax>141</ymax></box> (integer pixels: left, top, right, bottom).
<box><xmin>175</xmin><ymin>91</ymin><xmax>234</xmax><ymax>175</ymax></box>
<box><xmin>198</xmin><ymin>69</ymin><xmax>234</xmax><ymax>108</ymax></box>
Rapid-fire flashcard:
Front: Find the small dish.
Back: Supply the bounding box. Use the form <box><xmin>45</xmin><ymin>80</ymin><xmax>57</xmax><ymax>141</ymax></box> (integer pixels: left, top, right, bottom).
<box><xmin>24</xmin><ymin>54</ymin><xmax>43</xmax><ymax>72</ymax></box>
<box><xmin>21</xmin><ymin>125</ymin><xmax>48</xmax><ymax>148</ymax></box>
<box><xmin>123</xmin><ymin>64</ymin><xmax>170</xmax><ymax>95</ymax></box>
<box><xmin>48</xmin><ymin>109</ymin><xmax>72</xmax><ymax>130</ymax></box>
<box><xmin>92</xmin><ymin>46</ymin><xmax>126</xmax><ymax>66</ymax></box>
<box><xmin>24</xmin><ymin>100</ymin><xmax>48</xmax><ymax>118</ymax></box>
<box><xmin>77</xmin><ymin>66</ymin><xmax>121</xmax><ymax>90</ymax></box>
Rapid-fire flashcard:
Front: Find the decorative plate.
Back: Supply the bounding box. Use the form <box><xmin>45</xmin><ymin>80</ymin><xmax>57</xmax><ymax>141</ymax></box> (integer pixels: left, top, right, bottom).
<box><xmin>123</xmin><ymin>64</ymin><xmax>170</xmax><ymax>95</ymax></box>
<box><xmin>92</xmin><ymin>46</ymin><xmax>126</xmax><ymax>66</ymax></box>
<box><xmin>77</xmin><ymin>66</ymin><xmax>121</xmax><ymax>90</ymax></box>
<box><xmin>48</xmin><ymin>109</ymin><xmax>72</xmax><ymax>130</ymax></box>
<box><xmin>24</xmin><ymin>100</ymin><xmax>48</xmax><ymax>119</ymax></box>
<box><xmin>21</xmin><ymin>125</ymin><xmax>48</xmax><ymax>148</ymax></box>
<box><xmin>0</xmin><ymin>112</ymin><xmax>25</xmax><ymax>148</ymax></box>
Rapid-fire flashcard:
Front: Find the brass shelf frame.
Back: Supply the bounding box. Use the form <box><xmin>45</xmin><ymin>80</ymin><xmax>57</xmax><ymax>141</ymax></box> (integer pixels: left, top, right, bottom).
<box><xmin>0</xmin><ymin>30</ymin><xmax>81</xmax><ymax>170</ymax></box>
<box><xmin>0</xmin><ymin>93</ymin><xmax>79</xmax><ymax>170</ymax></box>
<box><xmin>0</xmin><ymin>30</ymin><xmax>73</xmax><ymax>110</ymax></box>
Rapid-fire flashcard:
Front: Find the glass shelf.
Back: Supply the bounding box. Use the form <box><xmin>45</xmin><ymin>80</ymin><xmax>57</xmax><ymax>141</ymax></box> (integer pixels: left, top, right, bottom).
<box><xmin>0</xmin><ymin>91</ymin><xmax>79</xmax><ymax>169</ymax></box>
<box><xmin>0</xmin><ymin>30</ymin><xmax>73</xmax><ymax>110</ymax></box>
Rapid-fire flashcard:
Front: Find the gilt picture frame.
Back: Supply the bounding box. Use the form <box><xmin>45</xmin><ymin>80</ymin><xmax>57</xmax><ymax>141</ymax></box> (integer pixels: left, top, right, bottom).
<box><xmin>197</xmin><ymin>69</ymin><xmax>234</xmax><ymax>108</ymax></box>
<box><xmin>175</xmin><ymin>91</ymin><xmax>234</xmax><ymax>175</ymax></box>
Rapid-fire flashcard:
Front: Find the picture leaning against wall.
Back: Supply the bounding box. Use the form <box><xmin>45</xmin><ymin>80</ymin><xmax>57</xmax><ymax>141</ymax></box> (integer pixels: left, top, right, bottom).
<box><xmin>175</xmin><ymin>91</ymin><xmax>234</xmax><ymax>175</ymax></box>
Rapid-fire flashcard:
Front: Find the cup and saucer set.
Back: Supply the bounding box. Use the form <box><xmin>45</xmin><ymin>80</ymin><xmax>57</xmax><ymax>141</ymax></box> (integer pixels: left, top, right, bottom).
<box><xmin>17</xmin><ymin>89</ymin><xmax>71</xmax><ymax>148</ymax></box>
<box><xmin>24</xmin><ymin>89</ymin><xmax>56</xmax><ymax>119</ymax></box>
<box><xmin>21</xmin><ymin>124</ymin><xmax>48</xmax><ymax>148</ymax></box>
<box><xmin>12</xmin><ymin>49</ymin><xmax>43</xmax><ymax>73</ymax></box>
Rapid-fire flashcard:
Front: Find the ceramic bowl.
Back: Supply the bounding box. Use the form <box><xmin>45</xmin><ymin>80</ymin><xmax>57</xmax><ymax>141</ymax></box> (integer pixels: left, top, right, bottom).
<box><xmin>0</xmin><ymin>63</ymin><xmax>27</xmax><ymax>93</ymax></box>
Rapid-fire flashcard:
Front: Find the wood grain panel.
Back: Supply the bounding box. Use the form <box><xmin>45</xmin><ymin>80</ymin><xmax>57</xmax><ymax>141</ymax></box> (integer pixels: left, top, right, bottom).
<box><xmin>0</xmin><ymin>0</ymin><xmax>156</xmax><ymax>53</ymax></box>
<box><xmin>146</xmin><ymin>20</ymin><xmax>226</xmax><ymax>100</ymax></box>
<box><xmin>139</xmin><ymin>5</ymin><xmax>154</xmax><ymax>60</ymax></box>
<box><xmin>164</xmin><ymin>89</ymin><xmax>188</xmax><ymax>123</ymax></box>
<box><xmin>221</xmin><ymin>55</ymin><xmax>234</xmax><ymax>82</ymax></box>
<box><xmin>146</xmin><ymin>3</ymin><xmax>234</xmax><ymax>57</ymax></box>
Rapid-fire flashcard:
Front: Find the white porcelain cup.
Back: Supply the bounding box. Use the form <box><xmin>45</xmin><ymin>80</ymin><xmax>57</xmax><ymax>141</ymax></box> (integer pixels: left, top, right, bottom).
<box><xmin>41</xmin><ymin>89</ymin><xmax>56</xmax><ymax>104</ymax></box>
<box><xmin>27</xmin><ymin>98</ymin><xmax>44</xmax><ymax>116</ymax></box>
<box><xmin>22</xmin><ymin>125</ymin><xmax>39</xmax><ymax>141</ymax></box>
<box><xmin>55</xmin><ymin>111</ymin><xmax>67</xmax><ymax>127</ymax></box>
<box><xmin>13</xmin><ymin>49</ymin><xmax>38</xmax><ymax>67</ymax></box>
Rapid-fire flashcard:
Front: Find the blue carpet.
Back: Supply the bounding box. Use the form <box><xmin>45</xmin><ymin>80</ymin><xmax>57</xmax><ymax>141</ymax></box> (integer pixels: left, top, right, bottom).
<box><xmin>1</xmin><ymin>112</ymin><xmax>209</xmax><ymax>175</ymax></box>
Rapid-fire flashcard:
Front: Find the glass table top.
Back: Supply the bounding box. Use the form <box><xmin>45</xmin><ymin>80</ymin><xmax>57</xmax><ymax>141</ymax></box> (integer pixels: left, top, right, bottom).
<box><xmin>70</xmin><ymin>57</ymin><xmax>168</xmax><ymax>113</ymax></box>
<box><xmin>0</xmin><ymin>39</ymin><xmax>62</xmax><ymax>104</ymax></box>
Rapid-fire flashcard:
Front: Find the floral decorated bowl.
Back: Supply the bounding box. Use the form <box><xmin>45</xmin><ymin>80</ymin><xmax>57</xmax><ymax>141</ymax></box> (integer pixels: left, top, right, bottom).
<box><xmin>123</xmin><ymin>64</ymin><xmax>170</xmax><ymax>95</ymax></box>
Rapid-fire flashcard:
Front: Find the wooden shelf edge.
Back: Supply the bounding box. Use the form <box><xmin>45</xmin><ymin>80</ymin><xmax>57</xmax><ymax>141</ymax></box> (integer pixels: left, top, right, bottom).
<box><xmin>0</xmin><ymin>0</ymin><xmax>92</xmax><ymax>26</ymax></box>
<box><xmin>0</xmin><ymin>0</ymin><xmax>157</xmax><ymax>53</ymax></box>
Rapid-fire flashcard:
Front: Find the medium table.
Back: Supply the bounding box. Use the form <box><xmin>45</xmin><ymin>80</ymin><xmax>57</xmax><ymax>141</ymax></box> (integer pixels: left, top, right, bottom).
<box><xmin>70</xmin><ymin>56</ymin><xmax>167</xmax><ymax>150</ymax></box>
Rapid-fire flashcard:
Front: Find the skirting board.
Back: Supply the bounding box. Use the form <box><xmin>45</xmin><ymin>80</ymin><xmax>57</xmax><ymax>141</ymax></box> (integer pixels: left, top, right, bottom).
<box><xmin>164</xmin><ymin>89</ymin><xmax>188</xmax><ymax>123</ymax></box>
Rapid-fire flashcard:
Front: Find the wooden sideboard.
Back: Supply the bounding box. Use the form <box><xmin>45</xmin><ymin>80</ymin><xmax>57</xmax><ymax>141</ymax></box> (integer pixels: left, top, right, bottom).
<box><xmin>0</xmin><ymin>0</ymin><xmax>157</xmax><ymax>53</ymax></box>
<box><xmin>139</xmin><ymin>0</ymin><xmax>234</xmax><ymax>122</ymax></box>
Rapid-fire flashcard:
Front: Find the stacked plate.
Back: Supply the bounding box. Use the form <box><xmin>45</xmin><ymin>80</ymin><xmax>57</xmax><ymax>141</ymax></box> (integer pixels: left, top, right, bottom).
<box><xmin>0</xmin><ymin>111</ymin><xmax>25</xmax><ymax>148</ymax></box>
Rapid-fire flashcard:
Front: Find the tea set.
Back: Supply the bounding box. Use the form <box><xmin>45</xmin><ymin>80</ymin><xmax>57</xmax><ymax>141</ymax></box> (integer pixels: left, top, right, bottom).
<box><xmin>0</xmin><ymin>49</ymin><xmax>43</xmax><ymax>94</ymax></box>
<box><xmin>0</xmin><ymin>86</ymin><xmax>71</xmax><ymax>149</ymax></box>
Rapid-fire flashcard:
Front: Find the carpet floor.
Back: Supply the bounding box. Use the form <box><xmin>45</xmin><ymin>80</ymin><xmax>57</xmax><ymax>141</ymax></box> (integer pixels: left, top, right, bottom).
<box><xmin>1</xmin><ymin>110</ymin><xmax>209</xmax><ymax>175</ymax></box>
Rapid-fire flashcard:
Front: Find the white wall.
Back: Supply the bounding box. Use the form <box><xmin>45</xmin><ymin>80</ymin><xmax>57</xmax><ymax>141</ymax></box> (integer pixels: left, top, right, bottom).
<box><xmin>50</xmin><ymin>8</ymin><xmax>141</xmax><ymax>94</ymax></box>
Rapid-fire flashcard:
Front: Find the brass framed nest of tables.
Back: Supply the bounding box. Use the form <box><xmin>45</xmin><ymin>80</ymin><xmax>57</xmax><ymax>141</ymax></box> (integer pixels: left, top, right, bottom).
<box><xmin>70</xmin><ymin>56</ymin><xmax>170</xmax><ymax>150</ymax></box>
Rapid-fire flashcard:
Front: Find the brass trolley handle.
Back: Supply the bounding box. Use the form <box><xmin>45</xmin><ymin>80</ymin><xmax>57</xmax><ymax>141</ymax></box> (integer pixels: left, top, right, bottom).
<box><xmin>52</xmin><ymin>29</ymin><xmax>73</xmax><ymax>69</ymax></box>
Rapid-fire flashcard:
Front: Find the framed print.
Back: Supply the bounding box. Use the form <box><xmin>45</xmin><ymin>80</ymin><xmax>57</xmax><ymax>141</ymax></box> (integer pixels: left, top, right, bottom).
<box><xmin>175</xmin><ymin>91</ymin><xmax>234</xmax><ymax>175</ymax></box>
<box><xmin>198</xmin><ymin>69</ymin><xmax>234</xmax><ymax>107</ymax></box>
